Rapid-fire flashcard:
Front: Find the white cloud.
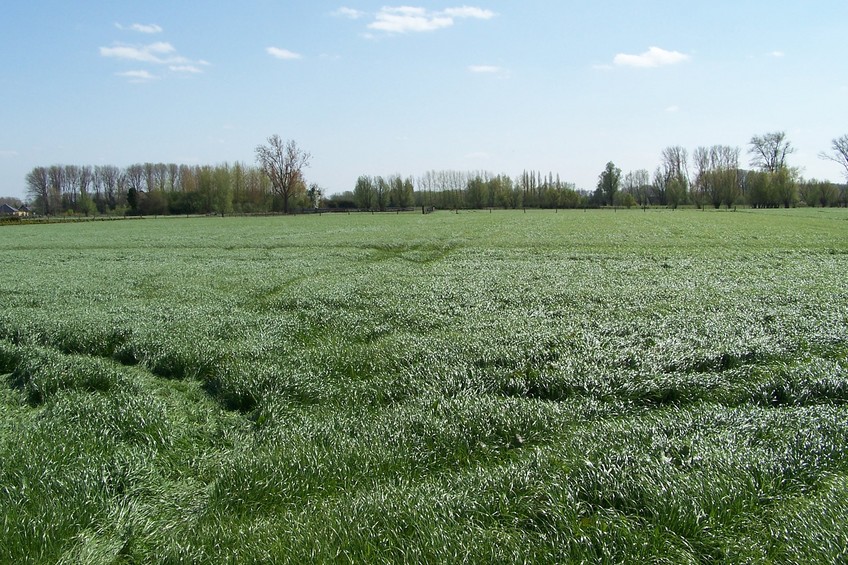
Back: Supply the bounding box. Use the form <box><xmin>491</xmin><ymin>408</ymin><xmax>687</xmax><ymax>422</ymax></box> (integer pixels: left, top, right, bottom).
<box><xmin>115</xmin><ymin>22</ymin><xmax>163</xmax><ymax>34</ymax></box>
<box><xmin>131</xmin><ymin>23</ymin><xmax>163</xmax><ymax>34</ymax></box>
<box><xmin>367</xmin><ymin>5</ymin><xmax>495</xmax><ymax>34</ymax></box>
<box><xmin>665</xmin><ymin>105</ymin><xmax>680</xmax><ymax>113</ymax></box>
<box><xmin>267</xmin><ymin>47</ymin><xmax>302</xmax><ymax>60</ymax></box>
<box><xmin>468</xmin><ymin>65</ymin><xmax>500</xmax><ymax>73</ymax></box>
<box><xmin>613</xmin><ymin>46</ymin><xmax>690</xmax><ymax>68</ymax></box>
<box><xmin>101</xmin><ymin>35</ymin><xmax>208</xmax><ymax>81</ymax></box>
<box><xmin>332</xmin><ymin>7</ymin><xmax>365</xmax><ymax>19</ymax></box>
<box><xmin>443</xmin><ymin>7</ymin><xmax>495</xmax><ymax>19</ymax></box>
<box><xmin>100</xmin><ymin>42</ymin><xmax>179</xmax><ymax>63</ymax></box>
<box><xmin>0</xmin><ymin>150</ymin><xmax>19</xmax><ymax>158</ymax></box>
<box><xmin>170</xmin><ymin>65</ymin><xmax>203</xmax><ymax>74</ymax></box>
<box><xmin>369</xmin><ymin>7</ymin><xmax>452</xmax><ymax>33</ymax></box>
<box><xmin>768</xmin><ymin>50</ymin><xmax>785</xmax><ymax>58</ymax></box>
<box><xmin>116</xmin><ymin>70</ymin><xmax>157</xmax><ymax>82</ymax></box>
<box><xmin>468</xmin><ymin>64</ymin><xmax>509</xmax><ymax>78</ymax></box>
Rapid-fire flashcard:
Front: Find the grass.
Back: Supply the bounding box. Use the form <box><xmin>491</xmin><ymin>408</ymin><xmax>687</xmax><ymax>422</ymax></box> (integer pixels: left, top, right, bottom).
<box><xmin>1</xmin><ymin>208</ymin><xmax>847</xmax><ymax>563</ymax></box>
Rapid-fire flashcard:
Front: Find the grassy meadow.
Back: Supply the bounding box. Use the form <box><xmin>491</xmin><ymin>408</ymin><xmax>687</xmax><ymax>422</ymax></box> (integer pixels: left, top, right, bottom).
<box><xmin>1</xmin><ymin>208</ymin><xmax>847</xmax><ymax>563</ymax></box>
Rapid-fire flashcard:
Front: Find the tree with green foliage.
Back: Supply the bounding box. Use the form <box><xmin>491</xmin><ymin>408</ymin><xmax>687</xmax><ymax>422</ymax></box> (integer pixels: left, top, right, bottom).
<box><xmin>466</xmin><ymin>176</ymin><xmax>487</xmax><ymax>209</ymax></box>
<box><xmin>596</xmin><ymin>161</ymin><xmax>621</xmax><ymax>206</ymax></box>
<box><xmin>374</xmin><ymin>177</ymin><xmax>390</xmax><ymax>211</ymax></box>
<box><xmin>745</xmin><ymin>171</ymin><xmax>773</xmax><ymax>208</ymax></box>
<box><xmin>354</xmin><ymin>175</ymin><xmax>376</xmax><ymax>210</ymax></box>
<box><xmin>746</xmin><ymin>132</ymin><xmax>798</xmax><ymax>208</ymax></box>
<box><xmin>306</xmin><ymin>183</ymin><xmax>323</xmax><ymax>209</ymax></box>
<box><xmin>799</xmin><ymin>179</ymin><xmax>838</xmax><ymax>207</ymax></box>
<box><xmin>388</xmin><ymin>175</ymin><xmax>414</xmax><ymax>208</ymax></box>
<box><xmin>127</xmin><ymin>187</ymin><xmax>139</xmax><ymax>214</ymax></box>
<box><xmin>212</xmin><ymin>164</ymin><xmax>234</xmax><ymax>216</ymax></box>
<box><xmin>771</xmin><ymin>166</ymin><xmax>798</xmax><ymax>208</ymax></box>
<box><xmin>693</xmin><ymin>145</ymin><xmax>740</xmax><ymax>208</ymax></box>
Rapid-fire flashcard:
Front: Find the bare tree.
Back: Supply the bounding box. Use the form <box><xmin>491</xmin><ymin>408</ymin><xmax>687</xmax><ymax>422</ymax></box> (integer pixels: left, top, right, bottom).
<box><xmin>152</xmin><ymin>163</ymin><xmax>169</xmax><ymax>192</ymax></box>
<box><xmin>659</xmin><ymin>146</ymin><xmax>689</xmax><ymax>208</ymax></box>
<box><xmin>661</xmin><ymin>146</ymin><xmax>689</xmax><ymax>181</ymax></box>
<box><xmin>692</xmin><ymin>146</ymin><xmax>711</xmax><ymax>208</ymax></box>
<box><xmin>624</xmin><ymin>169</ymin><xmax>651</xmax><ymax>207</ymax></box>
<box><xmin>167</xmin><ymin>163</ymin><xmax>181</xmax><ymax>192</ymax></box>
<box><xmin>125</xmin><ymin>164</ymin><xmax>145</xmax><ymax>193</ymax></box>
<box><xmin>96</xmin><ymin>165</ymin><xmax>122</xmax><ymax>210</ymax></box>
<box><xmin>749</xmin><ymin>131</ymin><xmax>794</xmax><ymax>172</ymax></box>
<box><xmin>48</xmin><ymin>166</ymin><xmax>65</xmax><ymax>213</ymax></box>
<box><xmin>255</xmin><ymin>135</ymin><xmax>311</xmax><ymax>214</ymax></box>
<box><xmin>26</xmin><ymin>167</ymin><xmax>50</xmax><ymax>215</ymax></box>
<box><xmin>819</xmin><ymin>134</ymin><xmax>848</xmax><ymax>180</ymax></box>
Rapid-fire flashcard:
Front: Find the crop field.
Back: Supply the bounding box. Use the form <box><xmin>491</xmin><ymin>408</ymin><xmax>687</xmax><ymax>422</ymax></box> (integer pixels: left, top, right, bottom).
<box><xmin>1</xmin><ymin>209</ymin><xmax>847</xmax><ymax>563</ymax></box>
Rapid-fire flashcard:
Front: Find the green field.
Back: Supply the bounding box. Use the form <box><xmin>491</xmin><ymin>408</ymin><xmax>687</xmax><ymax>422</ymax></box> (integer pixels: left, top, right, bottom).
<box><xmin>1</xmin><ymin>209</ymin><xmax>847</xmax><ymax>563</ymax></box>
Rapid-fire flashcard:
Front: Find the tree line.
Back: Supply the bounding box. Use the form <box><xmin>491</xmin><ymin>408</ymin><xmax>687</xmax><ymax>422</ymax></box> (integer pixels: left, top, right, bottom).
<box><xmin>594</xmin><ymin>132</ymin><xmax>847</xmax><ymax>209</ymax></box>
<box><xmin>21</xmin><ymin>133</ymin><xmax>848</xmax><ymax>216</ymax></box>
<box><xmin>24</xmin><ymin>162</ymin><xmax>277</xmax><ymax>217</ymax></box>
<box><xmin>340</xmin><ymin>170</ymin><xmax>583</xmax><ymax>211</ymax></box>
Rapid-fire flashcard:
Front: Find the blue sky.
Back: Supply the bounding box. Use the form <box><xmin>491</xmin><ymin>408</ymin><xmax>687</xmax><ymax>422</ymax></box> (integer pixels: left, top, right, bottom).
<box><xmin>2</xmin><ymin>1</ymin><xmax>847</xmax><ymax>199</ymax></box>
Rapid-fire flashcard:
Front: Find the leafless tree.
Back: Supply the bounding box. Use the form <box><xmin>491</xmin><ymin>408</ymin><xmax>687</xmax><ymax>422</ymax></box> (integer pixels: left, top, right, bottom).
<box><xmin>125</xmin><ymin>164</ymin><xmax>145</xmax><ymax>193</ymax></box>
<box><xmin>25</xmin><ymin>167</ymin><xmax>50</xmax><ymax>214</ymax></box>
<box><xmin>748</xmin><ymin>131</ymin><xmax>794</xmax><ymax>172</ymax></box>
<box><xmin>819</xmin><ymin>134</ymin><xmax>848</xmax><ymax>180</ymax></box>
<box><xmin>255</xmin><ymin>135</ymin><xmax>311</xmax><ymax>214</ymax></box>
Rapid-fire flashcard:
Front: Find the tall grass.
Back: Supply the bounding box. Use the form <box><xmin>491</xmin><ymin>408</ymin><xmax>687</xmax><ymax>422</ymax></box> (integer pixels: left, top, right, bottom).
<box><xmin>1</xmin><ymin>209</ymin><xmax>846</xmax><ymax>562</ymax></box>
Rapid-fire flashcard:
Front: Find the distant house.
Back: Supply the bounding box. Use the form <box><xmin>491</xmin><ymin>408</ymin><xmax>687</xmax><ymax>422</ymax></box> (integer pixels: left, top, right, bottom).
<box><xmin>0</xmin><ymin>203</ymin><xmax>29</xmax><ymax>217</ymax></box>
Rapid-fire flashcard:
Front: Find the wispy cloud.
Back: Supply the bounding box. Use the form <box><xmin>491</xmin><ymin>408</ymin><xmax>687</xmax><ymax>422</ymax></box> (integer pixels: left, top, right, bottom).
<box><xmin>613</xmin><ymin>46</ymin><xmax>690</xmax><ymax>68</ymax></box>
<box><xmin>468</xmin><ymin>64</ymin><xmax>509</xmax><ymax>78</ymax></box>
<box><xmin>115</xmin><ymin>22</ymin><xmax>163</xmax><ymax>34</ymax></box>
<box><xmin>100</xmin><ymin>42</ymin><xmax>180</xmax><ymax>64</ymax></box>
<box><xmin>768</xmin><ymin>50</ymin><xmax>785</xmax><ymax>58</ymax></box>
<box><xmin>332</xmin><ymin>7</ymin><xmax>366</xmax><ymax>19</ymax></box>
<box><xmin>116</xmin><ymin>70</ymin><xmax>158</xmax><ymax>83</ymax></box>
<box><xmin>665</xmin><ymin>105</ymin><xmax>680</xmax><ymax>113</ymax></box>
<box><xmin>267</xmin><ymin>47</ymin><xmax>302</xmax><ymax>60</ymax></box>
<box><xmin>0</xmin><ymin>150</ymin><xmax>20</xmax><ymax>158</ymax></box>
<box><xmin>170</xmin><ymin>65</ymin><xmax>204</xmax><ymax>74</ymax></box>
<box><xmin>101</xmin><ymin>28</ymin><xmax>209</xmax><ymax>82</ymax></box>
<box><xmin>468</xmin><ymin>65</ymin><xmax>500</xmax><ymax>73</ymax></box>
<box><xmin>443</xmin><ymin>7</ymin><xmax>495</xmax><ymax>19</ymax></box>
<box><xmin>367</xmin><ymin>5</ymin><xmax>495</xmax><ymax>34</ymax></box>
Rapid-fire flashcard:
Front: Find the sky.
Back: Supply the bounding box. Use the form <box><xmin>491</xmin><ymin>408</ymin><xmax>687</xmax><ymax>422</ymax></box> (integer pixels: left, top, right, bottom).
<box><xmin>2</xmin><ymin>1</ymin><xmax>847</xmax><ymax>199</ymax></box>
